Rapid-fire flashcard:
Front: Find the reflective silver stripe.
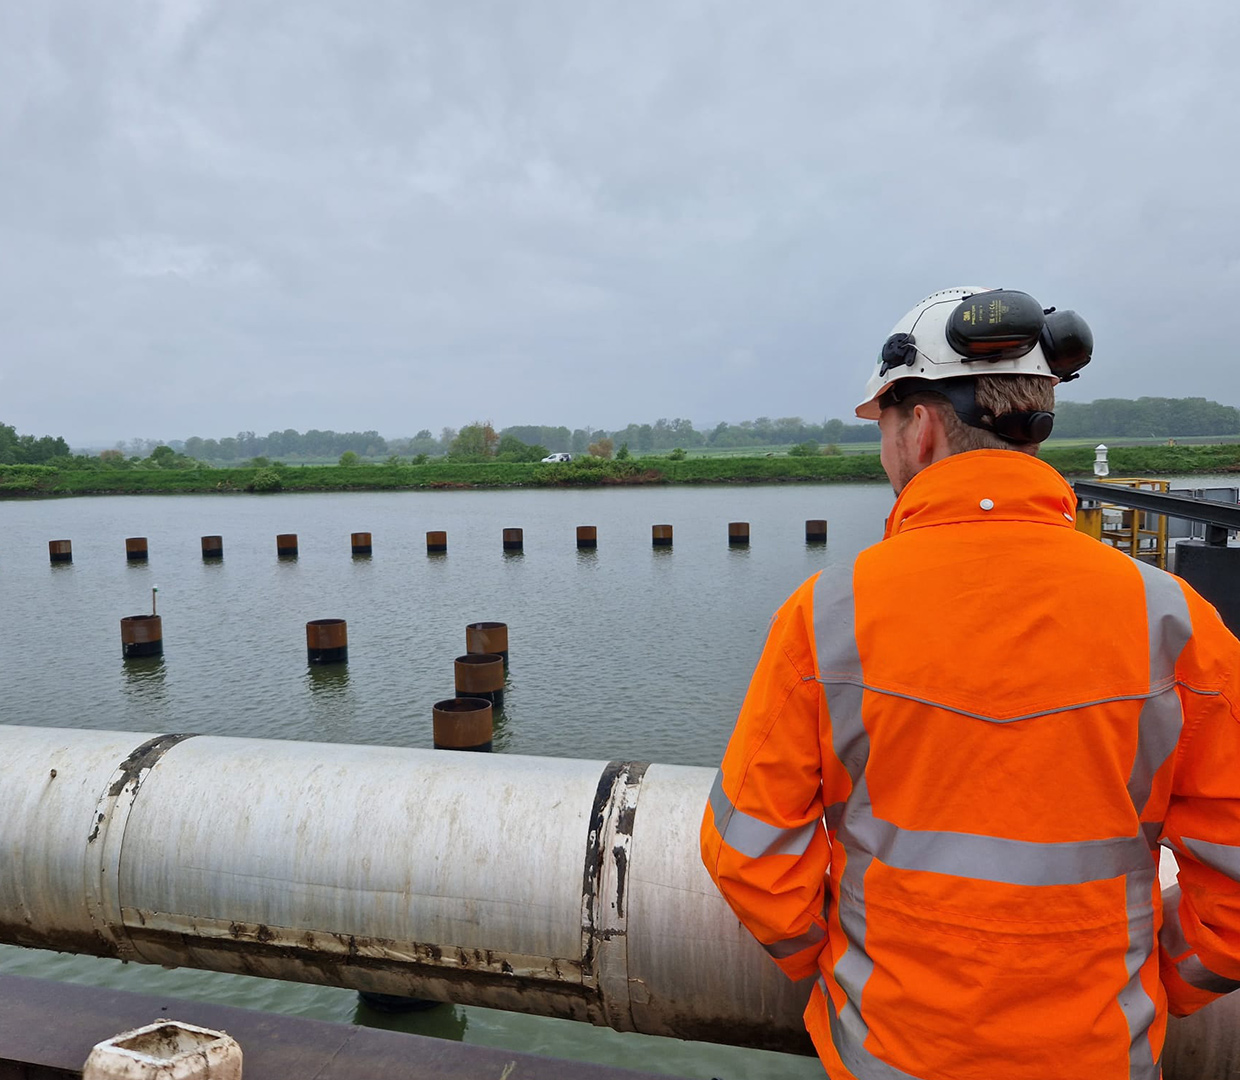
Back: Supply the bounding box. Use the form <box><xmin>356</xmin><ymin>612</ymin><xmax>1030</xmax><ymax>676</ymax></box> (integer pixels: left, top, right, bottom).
<box><xmin>824</xmin><ymin>800</ymin><xmax>846</xmax><ymax>833</ymax></box>
<box><xmin>821</xmin><ymin>973</ymin><xmax>923</xmax><ymax>1080</ymax></box>
<box><xmin>1141</xmin><ymin>821</ymin><xmax>1162</xmax><ymax>849</ymax></box>
<box><xmin>1128</xmin><ymin>562</ymin><xmax>1191</xmax><ymax>821</ymax></box>
<box><xmin>1179</xmin><ymin>955</ymin><xmax>1240</xmax><ymax>994</ymax></box>
<box><xmin>813</xmin><ymin>568</ymin><xmax>891</xmax><ymax>1070</ymax></box>
<box><xmin>834</xmin><ymin>781</ymin><xmax>880</xmax><ymax>1064</ymax></box>
<box><xmin>1161</xmin><ymin>882</ymin><xmax>1240</xmax><ymax>993</ymax></box>
<box><xmin>842</xmin><ymin>813</ymin><xmax>1152</xmax><ymax>887</ymax></box>
<box><xmin>812</xmin><ymin>569</ymin><xmax>867</xmax><ymax>782</ymax></box>
<box><xmin>815</xmin><ymin>682</ymin><xmax>1184</xmax><ymax>726</ymax></box>
<box><xmin>763</xmin><ymin>921</ymin><xmax>826</xmax><ymax>959</ymax></box>
<box><xmin>1181</xmin><ymin>836</ymin><xmax>1240</xmax><ymax>880</ymax></box>
<box><xmin>1118</xmin><ymin>867</ymin><xmax>1159</xmax><ymax>1080</ymax></box>
<box><xmin>707</xmin><ymin>769</ymin><xmax>818</xmax><ymax>860</ymax></box>
<box><xmin>1159</xmin><ymin>884</ymin><xmax>1191</xmax><ymax>959</ymax></box>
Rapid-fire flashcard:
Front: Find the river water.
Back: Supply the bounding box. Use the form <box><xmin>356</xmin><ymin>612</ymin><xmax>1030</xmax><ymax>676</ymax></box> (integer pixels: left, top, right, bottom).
<box><xmin>1</xmin><ymin>477</ymin><xmax>1222</xmax><ymax>1076</ymax></box>
<box><xmin>0</xmin><ymin>483</ymin><xmax>899</xmax><ymax>1078</ymax></box>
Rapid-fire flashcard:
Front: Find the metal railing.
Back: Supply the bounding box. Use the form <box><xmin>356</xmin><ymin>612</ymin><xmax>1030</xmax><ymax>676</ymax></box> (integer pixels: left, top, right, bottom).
<box><xmin>1073</xmin><ymin>481</ymin><xmax>1240</xmax><ymax>547</ymax></box>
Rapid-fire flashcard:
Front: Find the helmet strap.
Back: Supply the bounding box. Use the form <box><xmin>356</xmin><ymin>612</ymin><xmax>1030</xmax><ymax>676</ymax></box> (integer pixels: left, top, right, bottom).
<box><xmin>878</xmin><ymin>377</ymin><xmax>1054</xmax><ymax>445</ymax></box>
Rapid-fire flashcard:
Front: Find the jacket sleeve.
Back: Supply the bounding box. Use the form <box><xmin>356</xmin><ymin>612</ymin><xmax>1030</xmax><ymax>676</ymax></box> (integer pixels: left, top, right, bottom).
<box><xmin>700</xmin><ymin>573</ymin><xmax>834</xmax><ymax>982</ymax></box>
<box><xmin>1159</xmin><ymin>588</ymin><xmax>1240</xmax><ymax>1016</ymax></box>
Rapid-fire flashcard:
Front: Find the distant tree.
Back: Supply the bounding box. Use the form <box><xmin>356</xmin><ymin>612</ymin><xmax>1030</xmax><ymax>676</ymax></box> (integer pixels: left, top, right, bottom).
<box><xmin>0</xmin><ymin>421</ymin><xmax>71</xmax><ymax>464</ymax></box>
<box><xmin>615</xmin><ymin>442</ymin><xmax>631</xmax><ymax>460</ymax></box>
<box><xmin>409</xmin><ymin>429</ymin><xmax>440</xmax><ymax>455</ymax></box>
<box><xmin>1052</xmin><ymin>397</ymin><xmax>1240</xmax><ymax>439</ymax></box>
<box><xmin>502</xmin><ymin>425</ymin><xmax>572</xmax><ymax>452</ymax></box>
<box><xmin>99</xmin><ymin>448</ymin><xmax>124</xmax><ymax>463</ymax></box>
<box><xmin>652</xmin><ymin>418</ymin><xmax>673</xmax><ymax>449</ymax></box>
<box><xmin>588</xmin><ymin>437</ymin><xmax>614</xmax><ymax>459</ymax></box>
<box><xmin>787</xmin><ymin>441</ymin><xmax>820</xmax><ymax>457</ymax></box>
<box><xmin>339</xmin><ymin>450</ymin><xmax>360</xmax><ymax>466</ymax></box>
<box><xmin>451</xmin><ymin>422</ymin><xmax>499</xmax><ymax>459</ymax></box>
<box><xmin>496</xmin><ymin>434</ymin><xmax>547</xmax><ymax>462</ymax></box>
<box><xmin>671</xmin><ymin>418</ymin><xmax>705</xmax><ymax>446</ymax></box>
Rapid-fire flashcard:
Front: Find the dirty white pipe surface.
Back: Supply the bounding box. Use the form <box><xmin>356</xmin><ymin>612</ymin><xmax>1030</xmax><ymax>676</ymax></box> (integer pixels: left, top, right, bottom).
<box><xmin>0</xmin><ymin>726</ymin><xmax>1235</xmax><ymax>1073</ymax></box>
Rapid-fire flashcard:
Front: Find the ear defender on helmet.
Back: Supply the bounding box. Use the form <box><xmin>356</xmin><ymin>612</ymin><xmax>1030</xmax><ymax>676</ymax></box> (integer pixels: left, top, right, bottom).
<box><xmin>856</xmin><ymin>285</ymin><xmax>1094</xmax><ymax>422</ymax></box>
<box><xmin>1039</xmin><ymin>309</ymin><xmax>1093</xmax><ymax>382</ymax></box>
<box><xmin>945</xmin><ymin>290</ymin><xmax>1046</xmax><ymax>361</ymax></box>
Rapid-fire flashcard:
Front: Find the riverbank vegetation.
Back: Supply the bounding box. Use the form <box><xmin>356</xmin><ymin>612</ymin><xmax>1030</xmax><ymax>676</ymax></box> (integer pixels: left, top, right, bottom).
<box><xmin>5</xmin><ymin>396</ymin><xmax>1240</xmax><ymax>497</ymax></box>
<box><xmin>48</xmin><ymin>396</ymin><xmax>1240</xmax><ymax>466</ymax></box>
<box><xmin>4</xmin><ymin>442</ymin><xmax>1240</xmax><ymax>497</ymax></box>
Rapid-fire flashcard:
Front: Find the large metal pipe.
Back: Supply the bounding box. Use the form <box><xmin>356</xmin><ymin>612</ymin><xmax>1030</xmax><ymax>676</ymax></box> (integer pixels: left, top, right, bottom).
<box><xmin>0</xmin><ymin>726</ymin><xmax>810</xmax><ymax>1054</ymax></box>
<box><xmin>0</xmin><ymin>725</ymin><xmax>1235</xmax><ymax>1072</ymax></box>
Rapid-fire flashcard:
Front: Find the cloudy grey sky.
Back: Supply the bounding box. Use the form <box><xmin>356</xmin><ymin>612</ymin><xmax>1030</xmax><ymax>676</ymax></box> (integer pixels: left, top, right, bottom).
<box><xmin>3</xmin><ymin>1</ymin><xmax>1238</xmax><ymax>446</ymax></box>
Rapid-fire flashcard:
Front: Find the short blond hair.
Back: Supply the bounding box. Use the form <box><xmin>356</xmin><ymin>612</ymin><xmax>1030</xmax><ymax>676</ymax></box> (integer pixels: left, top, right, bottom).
<box><xmin>893</xmin><ymin>375</ymin><xmax>1055</xmax><ymax>454</ymax></box>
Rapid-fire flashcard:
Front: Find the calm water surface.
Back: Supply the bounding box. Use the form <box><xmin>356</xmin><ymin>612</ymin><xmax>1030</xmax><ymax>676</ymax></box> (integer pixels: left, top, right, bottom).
<box><xmin>0</xmin><ymin>478</ymin><xmax>1013</xmax><ymax>1076</ymax></box>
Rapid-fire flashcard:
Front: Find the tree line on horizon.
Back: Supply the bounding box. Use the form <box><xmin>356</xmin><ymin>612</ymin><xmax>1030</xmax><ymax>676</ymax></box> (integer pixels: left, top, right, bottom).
<box><xmin>122</xmin><ymin>398</ymin><xmax>1240</xmax><ymax>460</ymax></box>
<box><xmin>3</xmin><ymin>396</ymin><xmax>1238</xmax><ymax>468</ymax></box>
<box><xmin>0</xmin><ymin>421</ymin><xmax>70</xmax><ymax>465</ymax></box>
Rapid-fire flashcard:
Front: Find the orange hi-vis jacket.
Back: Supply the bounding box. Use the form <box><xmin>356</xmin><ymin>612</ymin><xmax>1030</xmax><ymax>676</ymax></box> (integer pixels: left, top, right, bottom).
<box><xmin>701</xmin><ymin>450</ymin><xmax>1240</xmax><ymax>1080</ymax></box>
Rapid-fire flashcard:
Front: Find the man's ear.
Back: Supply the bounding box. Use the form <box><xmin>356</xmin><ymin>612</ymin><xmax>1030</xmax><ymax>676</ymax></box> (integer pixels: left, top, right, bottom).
<box><xmin>912</xmin><ymin>403</ymin><xmax>948</xmax><ymax>465</ymax></box>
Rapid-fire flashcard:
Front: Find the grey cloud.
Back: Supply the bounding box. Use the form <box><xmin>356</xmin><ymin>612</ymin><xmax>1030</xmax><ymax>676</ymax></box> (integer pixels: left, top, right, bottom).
<box><xmin>2</xmin><ymin>1</ymin><xmax>1239</xmax><ymax>444</ymax></box>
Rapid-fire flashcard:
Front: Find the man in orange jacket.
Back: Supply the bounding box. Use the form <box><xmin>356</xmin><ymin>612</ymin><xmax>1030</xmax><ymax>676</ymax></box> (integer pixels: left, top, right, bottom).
<box><xmin>701</xmin><ymin>286</ymin><xmax>1240</xmax><ymax>1079</ymax></box>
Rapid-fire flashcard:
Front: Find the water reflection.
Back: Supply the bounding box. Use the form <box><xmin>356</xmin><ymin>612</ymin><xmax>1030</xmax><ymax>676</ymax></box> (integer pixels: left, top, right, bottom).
<box><xmin>354</xmin><ymin>996</ymin><xmax>468</xmax><ymax>1041</ymax></box>
<box><xmin>121</xmin><ymin>656</ymin><xmax>167</xmax><ymax>706</ymax></box>
<box><xmin>306</xmin><ymin>664</ymin><xmax>350</xmax><ymax>695</ymax></box>
<box><xmin>302</xmin><ymin>663</ymin><xmax>356</xmax><ymax>742</ymax></box>
<box><xmin>491</xmin><ymin>691</ymin><xmax>511</xmax><ymax>753</ymax></box>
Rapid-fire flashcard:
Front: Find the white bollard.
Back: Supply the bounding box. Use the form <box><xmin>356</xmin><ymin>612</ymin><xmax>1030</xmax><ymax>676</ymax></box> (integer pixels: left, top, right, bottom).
<box><xmin>1094</xmin><ymin>443</ymin><xmax>1110</xmax><ymax>477</ymax></box>
<box><xmin>83</xmin><ymin>1020</ymin><xmax>242</xmax><ymax>1080</ymax></box>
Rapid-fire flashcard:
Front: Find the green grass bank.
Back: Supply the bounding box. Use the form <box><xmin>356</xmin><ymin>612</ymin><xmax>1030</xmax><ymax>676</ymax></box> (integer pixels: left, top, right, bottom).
<box><xmin>4</xmin><ymin>443</ymin><xmax>1240</xmax><ymax>498</ymax></box>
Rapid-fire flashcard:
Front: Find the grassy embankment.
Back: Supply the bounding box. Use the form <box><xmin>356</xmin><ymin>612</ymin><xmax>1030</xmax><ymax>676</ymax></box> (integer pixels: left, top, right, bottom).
<box><xmin>3</xmin><ymin>443</ymin><xmax>1239</xmax><ymax>497</ymax></box>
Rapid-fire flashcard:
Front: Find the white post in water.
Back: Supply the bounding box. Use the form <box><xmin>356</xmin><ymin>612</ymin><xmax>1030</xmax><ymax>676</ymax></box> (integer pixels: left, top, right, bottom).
<box><xmin>151</xmin><ymin>586</ymin><xmax>159</xmax><ymax>616</ymax></box>
<box><xmin>1094</xmin><ymin>443</ymin><xmax>1110</xmax><ymax>477</ymax></box>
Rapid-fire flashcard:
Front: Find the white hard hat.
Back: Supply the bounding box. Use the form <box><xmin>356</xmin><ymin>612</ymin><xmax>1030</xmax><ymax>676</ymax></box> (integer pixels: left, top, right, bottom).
<box><xmin>854</xmin><ymin>286</ymin><xmax>1092</xmax><ymax>420</ymax></box>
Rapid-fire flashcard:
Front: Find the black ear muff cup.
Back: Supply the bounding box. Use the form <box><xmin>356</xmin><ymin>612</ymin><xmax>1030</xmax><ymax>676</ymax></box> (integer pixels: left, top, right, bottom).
<box><xmin>946</xmin><ymin>290</ymin><xmax>1045</xmax><ymax>361</ymax></box>
<box><xmin>1040</xmin><ymin>310</ymin><xmax>1093</xmax><ymax>382</ymax></box>
<box><xmin>993</xmin><ymin>410</ymin><xmax>1055</xmax><ymax>444</ymax></box>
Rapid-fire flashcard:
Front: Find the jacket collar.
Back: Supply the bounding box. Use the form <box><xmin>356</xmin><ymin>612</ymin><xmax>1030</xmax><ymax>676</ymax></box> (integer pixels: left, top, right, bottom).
<box><xmin>884</xmin><ymin>450</ymin><xmax>1079</xmax><ymax>539</ymax></box>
